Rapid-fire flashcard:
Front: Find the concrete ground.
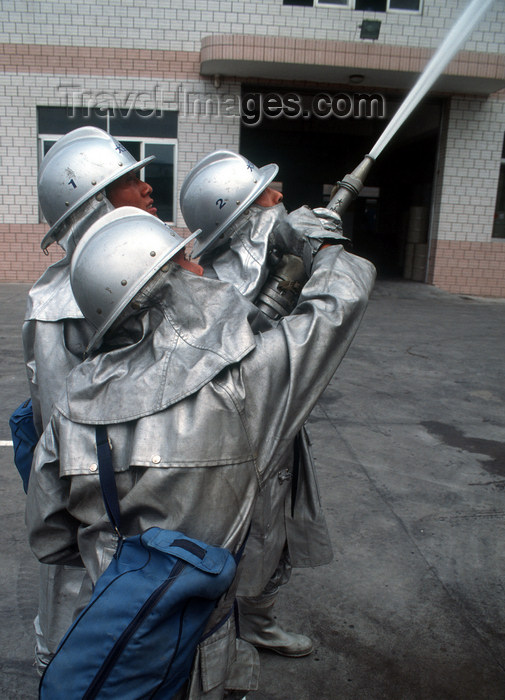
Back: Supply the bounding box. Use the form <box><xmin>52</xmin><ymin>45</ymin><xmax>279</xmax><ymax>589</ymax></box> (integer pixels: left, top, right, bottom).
<box><xmin>1</xmin><ymin>279</ymin><xmax>505</xmax><ymax>700</ymax></box>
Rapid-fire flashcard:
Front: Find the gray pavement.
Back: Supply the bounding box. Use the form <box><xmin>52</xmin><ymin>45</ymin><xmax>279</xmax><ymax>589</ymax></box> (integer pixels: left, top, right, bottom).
<box><xmin>1</xmin><ymin>279</ymin><xmax>505</xmax><ymax>699</ymax></box>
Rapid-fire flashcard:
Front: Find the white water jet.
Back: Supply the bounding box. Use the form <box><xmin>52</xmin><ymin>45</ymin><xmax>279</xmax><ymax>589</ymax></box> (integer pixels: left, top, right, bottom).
<box><xmin>368</xmin><ymin>0</ymin><xmax>496</xmax><ymax>161</ymax></box>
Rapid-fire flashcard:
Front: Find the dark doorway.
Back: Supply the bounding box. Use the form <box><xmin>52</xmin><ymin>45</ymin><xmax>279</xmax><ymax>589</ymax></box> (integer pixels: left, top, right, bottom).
<box><xmin>240</xmin><ymin>86</ymin><xmax>442</xmax><ymax>278</ymax></box>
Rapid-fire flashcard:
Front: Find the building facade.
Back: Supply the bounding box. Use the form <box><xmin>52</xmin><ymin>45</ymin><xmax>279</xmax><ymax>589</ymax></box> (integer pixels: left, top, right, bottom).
<box><xmin>1</xmin><ymin>0</ymin><xmax>504</xmax><ymax>295</ymax></box>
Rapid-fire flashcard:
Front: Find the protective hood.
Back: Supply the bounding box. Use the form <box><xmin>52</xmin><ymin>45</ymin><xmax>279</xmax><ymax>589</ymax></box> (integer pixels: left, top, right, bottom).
<box><xmin>58</xmin><ymin>264</ymin><xmax>258</xmax><ymax>424</ymax></box>
<box><xmin>25</xmin><ymin>197</ymin><xmax>114</xmax><ymax>322</ymax></box>
<box><xmin>200</xmin><ymin>202</ymin><xmax>289</xmax><ymax>302</ymax></box>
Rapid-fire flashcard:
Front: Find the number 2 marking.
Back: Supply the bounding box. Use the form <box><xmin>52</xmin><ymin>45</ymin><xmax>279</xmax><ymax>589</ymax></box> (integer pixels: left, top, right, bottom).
<box><xmin>216</xmin><ymin>198</ymin><xmax>226</xmax><ymax>209</ymax></box>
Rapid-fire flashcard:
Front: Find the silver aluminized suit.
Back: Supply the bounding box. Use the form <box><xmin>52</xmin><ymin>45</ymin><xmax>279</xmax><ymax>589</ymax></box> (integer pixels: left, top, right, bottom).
<box><xmin>23</xmin><ymin>197</ymin><xmax>114</xmax><ymax>432</ymax></box>
<box><xmin>199</xmin><ymin>203</ymin><xmax>338</xmax><ymax>598</ymax></box>
<box><xmin>26</xmin><ymin>244</ymin><xmax>375</xmax><ymax>698</ymax></box>
<box><xmin>22</xmin><ymin>197</ymin><xmax>114</xmax><ymax>671</ymax></box>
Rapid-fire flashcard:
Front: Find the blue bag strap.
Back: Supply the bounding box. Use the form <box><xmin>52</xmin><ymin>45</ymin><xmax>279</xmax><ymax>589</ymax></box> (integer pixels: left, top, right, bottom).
<box><xmin>95</xmin><ymin>425</ymin><xmax>122</xmax><ymax>538</ymax></box>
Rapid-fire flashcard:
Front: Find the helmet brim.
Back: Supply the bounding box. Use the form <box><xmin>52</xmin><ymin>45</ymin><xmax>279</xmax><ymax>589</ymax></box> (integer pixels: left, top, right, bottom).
<box><xmin>40</xmin><ymin>155</ymin><xmax>156</xmax><ymax>251</ymax></box>
<box><xmin>190</xmin><ymin>162</ymin><xmax>279</xmax><ymax>259</ymax></box>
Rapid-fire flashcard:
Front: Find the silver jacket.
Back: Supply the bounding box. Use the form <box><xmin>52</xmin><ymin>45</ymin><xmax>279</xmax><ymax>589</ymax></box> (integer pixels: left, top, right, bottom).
<box><xmin>200</xmin><ymin>203</ymin><xmax>288</xmax><ymax>301</ymax></box>
<box><xmin>201</xmin><ymin>204</ymin><xmax>347</xmax><ymax>594</ymax></box>
<box><xmin>26</xmin><ymin>247</ymin><xmax>375</xmax><ymax>694</ymax></box>
<box><xmin>22</xmin><ymin>196</ymin><xmax>114</xmax><ymax>672</ymax></box>
<box><xmin>200</xmin><ymin>203</ymin><xmax>343</xmax><ymax>303</ymax></box>
<box><xmin>23</xmin><ymin>197</ymin><xmax>114</xmax><ymax>434</ymax></box>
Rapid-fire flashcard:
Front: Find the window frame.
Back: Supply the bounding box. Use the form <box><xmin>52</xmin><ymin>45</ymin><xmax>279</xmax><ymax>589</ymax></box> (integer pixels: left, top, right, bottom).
<box><xmin>492</xmin><ymin>157</ymin><xmax>505</xmax><ymax>239</ymax></box>
<box><xmin>112</xmin><ymin>137</ymin><xmax>178</xmax><ymax>225</ymax></box>
<box><xmin>314</xmin><ymin>0</ymin><xmax>422</xmax><ymax>13</ymax></box>
<box><xmin>387</xmin><ymin>0</ymin><xmax>422</xmax><ymax>14</ymax></box>
<box><xmin>315</xmin><ymin>0</ymin><xmax>351</xmax><ymax>9</ymax></box>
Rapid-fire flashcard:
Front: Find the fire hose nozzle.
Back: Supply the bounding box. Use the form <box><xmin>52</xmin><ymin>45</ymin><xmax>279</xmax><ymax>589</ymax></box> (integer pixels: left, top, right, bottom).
<box><xmin>327</xmin><ymin>154</ymin><xmax>375</xmax><ymax>216</ymax></box>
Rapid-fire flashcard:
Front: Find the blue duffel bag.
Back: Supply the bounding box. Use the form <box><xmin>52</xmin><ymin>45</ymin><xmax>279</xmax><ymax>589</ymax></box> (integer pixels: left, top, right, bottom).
<box><xmin>39</xmin><ymin>426</ymin><xmax>237</xmax><ymax>700</ymax></box>
<box><xmin>9</xmin><ymin>398</ymin><xmax>38</xmax><ymax>493</ymax></box>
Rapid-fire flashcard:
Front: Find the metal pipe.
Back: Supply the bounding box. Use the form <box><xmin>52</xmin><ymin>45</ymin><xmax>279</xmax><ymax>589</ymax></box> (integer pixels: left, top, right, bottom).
<box><xmin>327</xmin><ymin>154</ymin><xmax>375</xmax><ymax>215</ymax></box>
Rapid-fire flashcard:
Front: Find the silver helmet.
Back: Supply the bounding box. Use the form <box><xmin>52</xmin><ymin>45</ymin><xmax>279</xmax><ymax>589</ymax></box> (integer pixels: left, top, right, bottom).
<box><xmin>38</xmin><ymin>126</ymin><xmax>155</xmax><ymax>250</ymax></box>
<box><xmin>70</xmin><ymin>207</ymin><xmax>201</xmax><ymax>352</ymax></box>
<box><xmin>179</xmin><ymin>150</ymin><xmax>278</xmax><ymax>259</ymax></box>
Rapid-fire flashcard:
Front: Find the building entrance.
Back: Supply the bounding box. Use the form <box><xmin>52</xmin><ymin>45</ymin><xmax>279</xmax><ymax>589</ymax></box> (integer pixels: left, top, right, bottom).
<box><xmin>240</xmin><ymin>86</ymin><xmax>442</xmax><ymax>278</ymax></box>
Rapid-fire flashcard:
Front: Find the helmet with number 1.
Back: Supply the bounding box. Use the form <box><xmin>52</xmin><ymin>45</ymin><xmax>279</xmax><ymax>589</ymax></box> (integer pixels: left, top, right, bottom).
<box><xmin>70</xmin><ymin>207</ymin><xmax>201</xmax><ymax>352</ymax></box>
<box><xmin>179</xmin><ymin>150</ymin><xmax>278</xmax><ymax>258</ymax></box>
<box><xmin>38</xmin><ymin>126</ymin><xmax>155</xmax><ymax>251</ymax></box>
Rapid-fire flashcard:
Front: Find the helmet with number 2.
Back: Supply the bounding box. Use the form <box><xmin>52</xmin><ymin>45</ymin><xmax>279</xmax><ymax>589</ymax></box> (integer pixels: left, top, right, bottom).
<box><xmin>38</xmin><ymin>126</ymin><xmax>155</xmax><ymax>251</ymax></box>
<box><xmin>179</xmin><ymin>150</ymin><xmax>278</xmax><ymax>259</ymax></box>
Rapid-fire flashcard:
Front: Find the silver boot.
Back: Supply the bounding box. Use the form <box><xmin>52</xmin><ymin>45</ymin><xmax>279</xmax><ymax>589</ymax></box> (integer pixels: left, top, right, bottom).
<box><xmin>238</xmin><ymin>594</ymin><xmax>313</xmax><ymax>658</ymax></box>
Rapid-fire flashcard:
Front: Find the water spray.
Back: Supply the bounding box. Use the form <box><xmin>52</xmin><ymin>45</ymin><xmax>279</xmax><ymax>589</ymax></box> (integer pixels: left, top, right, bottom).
<box><xmin>328</xmin><ymin>0</ymin><xmax>496</xmax><ymax>215</ymax></box>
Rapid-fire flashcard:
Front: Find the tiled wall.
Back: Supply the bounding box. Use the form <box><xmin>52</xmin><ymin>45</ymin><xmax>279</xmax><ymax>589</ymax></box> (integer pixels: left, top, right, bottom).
<box><xmin>0</xmin><ymin>0</ymin><xmax>503</xmax><ymax>53</ymax></box>
<box><xmin>425</xmin><ymin>92</ymin><xmax>505</xmax><ymax>296</ymax></box>
<box><xmin>0</xmin><ymin>224</ymin><xmax>62</xmax><ymax>282</ymax></box>
<box><xmin>429</xmin><ymin>240</ymin><xmax>505</xmax><ymax>297</ymax></box>
<box><xmin>434</xmin><ymin>94</ymin><xmax>504</xmax><ymax>243</ymax></box>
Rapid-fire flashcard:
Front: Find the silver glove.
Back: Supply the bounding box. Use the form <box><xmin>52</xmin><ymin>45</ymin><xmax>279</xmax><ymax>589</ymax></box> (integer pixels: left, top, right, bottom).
<box><xmin>312</xmin><ymin>207</ymin><xmax>344</xmax><ymax>234</ymax></box>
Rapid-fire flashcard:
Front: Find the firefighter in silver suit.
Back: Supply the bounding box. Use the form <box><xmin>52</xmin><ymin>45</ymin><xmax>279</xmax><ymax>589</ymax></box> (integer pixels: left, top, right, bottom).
<box><xmin>180</xmin><ymin>151</ymin><xmax>350</xmax><ymax>657</ymax></box>
<box><xmin>23</xmin><ymin>126</ymin><xmax>157</xmax><ymax>672</ymax></box>
<box><xmin>26</xmin><ymin>207</ymin><xmax>375</xmax><ymax>698</ymax></box>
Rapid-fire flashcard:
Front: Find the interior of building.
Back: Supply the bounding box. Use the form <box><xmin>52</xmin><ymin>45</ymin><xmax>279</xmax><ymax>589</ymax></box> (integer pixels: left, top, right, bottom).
<box><xmin>240</xmin><ymin>85</ymin><xmax>442</xmax><ymax>279</ymax></box>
